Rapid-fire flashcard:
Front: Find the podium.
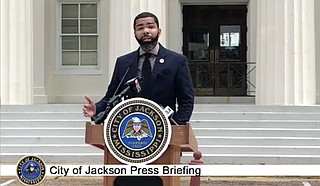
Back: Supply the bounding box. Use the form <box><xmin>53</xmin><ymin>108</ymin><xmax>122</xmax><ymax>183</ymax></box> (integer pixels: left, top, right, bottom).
<box><xmin>85</xmin><ymin>122</ymin><xmax>198</xmax><ymax>186</ymax></box>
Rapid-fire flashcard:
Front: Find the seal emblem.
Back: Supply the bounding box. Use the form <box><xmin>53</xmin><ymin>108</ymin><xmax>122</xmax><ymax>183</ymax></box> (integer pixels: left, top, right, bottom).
<box><xmin>122</xmin><ymin>117</ymin><xmax>153</xmax><ymax>141</ymax></box>
<box><xmin>16</xmin><ymin>155</ymin><xmax>46</xmax><ymax>185</ymax></box>
<box><xmin>104</xmin><ymin>98</ymin><xmax>172</xmax><ymax>164</ymax></box>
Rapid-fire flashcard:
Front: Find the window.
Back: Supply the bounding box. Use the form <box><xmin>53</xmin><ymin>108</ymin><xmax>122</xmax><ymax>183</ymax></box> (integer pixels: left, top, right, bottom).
<box><xmin>219</xmin><ymin>25</ymin><xmax>241</xmax><ymax>61</ymax></box>
<box><xmin>57</xmin><ymin>1</ymin><xmax>100</xmax><ymax>74</ymax></box>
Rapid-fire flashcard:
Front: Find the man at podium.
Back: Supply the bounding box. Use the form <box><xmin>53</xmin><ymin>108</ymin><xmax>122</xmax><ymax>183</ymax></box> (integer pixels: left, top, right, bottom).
<box><xmin>83</xmin><ymin>12</ymin><xmax>194</xmax><ymax>125</ymax></box>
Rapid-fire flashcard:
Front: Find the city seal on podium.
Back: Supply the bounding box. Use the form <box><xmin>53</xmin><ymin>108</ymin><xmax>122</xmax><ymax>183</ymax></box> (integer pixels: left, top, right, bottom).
<box><xmin>104</xmin><ymin>98</ymin><xmax>172</xmax><ymax>164</ymax></box>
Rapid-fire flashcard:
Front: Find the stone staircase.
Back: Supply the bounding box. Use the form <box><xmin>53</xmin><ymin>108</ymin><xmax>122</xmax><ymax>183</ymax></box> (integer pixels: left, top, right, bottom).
<box><xmin>1</xmin><ymin>104</ymin><xmax>320</xmax><ymax>165</ymax></box>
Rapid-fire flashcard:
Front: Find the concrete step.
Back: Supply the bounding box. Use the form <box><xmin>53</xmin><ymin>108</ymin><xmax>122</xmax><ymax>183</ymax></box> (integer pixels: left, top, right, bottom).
<box><xmin>196</xmin><ymin>146</ymin><xmax>320</xmax><ymax>155</ymax></box>
<box><xmin>1</xmin><ymin>145</ymin><xmax>101</xmax><ymax>153</ymax></box>
<box><xmin>2</xmin><ymin>128</ymin><xmax>320</xmax><ymax>137</ymax></box>
<box><xmin>191</xmin><ymin>112</ymin><xmax>320</xmax><ymax>120</ymax></box>
<box><xmin>196</xmin><ymin>137</ymin><xmax>320</xmax><ymax>146</ymax></box>
<box><xmin>181</xmin><ymin>154</ymin><xmax>320</xmax><ymax>164</ymax></box>
<box><xmin>1</xmin><ymin>112</ymin><xmax>86</xmax><ymax>120</ymax></box>
<box><xmin>1</xmin><ymin>128</ymin><xmax>85</xmax><ymax>136</ymax></box>
<box><xmin>3</xmin><ymin>104</ymin><xmax>320</xmax><ymax>113</ymax></box>
<box><xmin>0</xmin><ymin>104</ymin><xmax>82</xmax><ymax>112</ymax></box>
<box><xmin>1</xmin><ymin>154</ymin><xmax>320</xmax><ymax>164</ymax></box>
<box><xmin>190</xmin><ymin>120</ymin><xmax>320</xmax><ymax>129</ymax></box>
<box><xmin>2</xmin><ymin>136</ymin><xmax>320</xmax><ymax>146</ymax></box>
<box><xmin>2</xmin><ymin>120</ymin><xmax>320</xmax><ymax>129</ymax></box>
<box><xmin>193</xmin><ymin>104</ymin><xmax>320</xmax><ymax>112</ymax></box>
<box><xmin>192</xmin><ymin>128</ymin><xmax>320</xmax><ymax>137</ymax></box>
<box><xmin>3</xmin><ymin>111</ymin><xmax>320</xmax><ymax>120</ymax></box>
<box><xmin>2</xmin><ymin>104</ymin><xmax>320</xmax><ymax>165</ymax></box>
<box><xmin>2</xmin><ymin>145</ymin><xmax>319</xmax><ymax>155</ymax></box>
<box><xmin>1</xmin><ymin>136</ymin><xmax>84</xmax><ymax>144</ymax></box>
<box><xmin>0</xmin><ymin>120</ymin><xmax>87</xmax><ymax>127</ymax></box>
<box><xmin>0</xmin><ymin>154</ymin><xmax>104</xmax><ymax>164</ymax></box>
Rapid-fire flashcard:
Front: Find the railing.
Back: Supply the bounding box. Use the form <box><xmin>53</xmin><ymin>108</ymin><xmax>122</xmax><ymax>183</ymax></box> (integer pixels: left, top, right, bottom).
<box><xmin>189</xmin><ymin>61</ymin><xmax>256</xmax><ymax>96</ymax></box>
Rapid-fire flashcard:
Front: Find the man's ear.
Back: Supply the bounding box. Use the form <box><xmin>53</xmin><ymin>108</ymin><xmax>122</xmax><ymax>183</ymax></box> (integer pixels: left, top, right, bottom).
<box><xmin>158</xmin><ymin>28</ymin><xmax>161</xmax><ymax>37</ymax></box>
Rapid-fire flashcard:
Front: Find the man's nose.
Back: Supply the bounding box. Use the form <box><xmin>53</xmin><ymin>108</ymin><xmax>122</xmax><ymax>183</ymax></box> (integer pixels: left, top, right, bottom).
<box><xmin>143</xmin><ymin>28</ymin><xmax>150</xmax><ymax>34</ymax></box>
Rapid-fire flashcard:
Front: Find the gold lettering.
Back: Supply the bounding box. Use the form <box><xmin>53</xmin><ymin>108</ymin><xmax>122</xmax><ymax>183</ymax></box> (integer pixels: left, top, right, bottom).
<box><xmin>157</xmin><ymin>126</ymin><xmax>163</xmax><ymax>133</ymax></box>
<box><xmin>125</xmin><ymin>149</ymin><xmax>131</xmax><ymax>156</ymax></box>
<box><xmin>141</xmin><ymin>150</ymin><xmax>146</xmax><ymax>157</ymax></box>
<box><xmin>138</xmin><ymin>106</ymin><xmax>145</xmax><ymax>112</ymax></box>
<box><xmin>152</xmin><ymin>142</ymin><xmax>159</xmax><ymax>148</ymax></box>
<box><xmin>156</xmin><ymin>120</ymin><xmax>162</xmax><ymax>126</ymax></box>
<box><xmin>149</xmin><ymin>110</ymin><xmax>155</xmax><ymax>118</ymax></box>
<box><xmin>114</xmin><ymin>118</ymin><xmax>120</xmax><ymax>124</ymax></box>
<box><xmin>113</xmin><ymin>123</ymin><xmax>119</xmax><ymax>128</ymax></box>
<box><xmin>145</xmin><ymin>107</ymin><xmax>150</xmax><ymax>114</ymax></box>
<box><xmin>117</xmin><ymin>114</ymin><xmax>123</xmax><ymax>119</ymax></box>
<box><xmin>154</xmin><ymin>114</ymin><xmax>159</xmax><ymax>121</ymax></box>
<box><xmin>114</xmin><ymin>139</ymin><xmax>121</xmax><ymax>147</ymax></box>
<box><xmin>149</xmin><ymin>146</ymin><xmax>155</xmax><ymax>153</ymax></box>
<box><xmin>112</xmin><ymin>127</ymin><xmax>117</xmax><ymax>133</ymax></box>
<box><xmin>123</xmin><ymin>109</ymin><xmax>129</xmax><ymax>115</ymax></box>
<box><xmin>135</xmin><ymin>151</ymin><xmax>140</xmax><ymax>158</ymax></box>
<box><xmin>120</xmin><ymin>147</ymin><xmax>126</xmax><ymax>153</ymax></box>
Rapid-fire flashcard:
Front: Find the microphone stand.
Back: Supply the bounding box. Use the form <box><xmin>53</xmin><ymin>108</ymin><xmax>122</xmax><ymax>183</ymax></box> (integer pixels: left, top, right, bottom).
<box><xmin>94</xmin><ymin>80</ymin><xmax>180</xmax><ymax>125</ymax></box>
<box><xmin>94</xmin><ymin>86</ymin><xmax>131</xmax><ymax>124</ymax></box>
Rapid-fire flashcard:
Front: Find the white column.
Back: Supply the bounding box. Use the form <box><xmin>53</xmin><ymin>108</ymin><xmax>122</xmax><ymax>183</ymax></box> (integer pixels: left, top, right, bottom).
<box><xmin>108</xmin><ymin>0</ymin><xmax>168</xmax><ymax>78</ymax></box>
<box><xmin>167</xmin><ymin>0</ymin><xmax>183</xmax><ymax>53</ymax></box>
<box><xmin>33</xmin><ymin>0</ymin><xmax>47</xmax><ymax>103</ymax></box>
<box><xmin>256</xmin><ymin>0</ymin><xmax>316</xmax><ymax>105</ymax></box>
<box><xmin>0</xmin><ymin>0</ymin><xmax>33</xmax><ymax>104</ymax></box>
<box><xmin>315</xmin><ymin>0</ymin><xmax>320</xmax><ymax>103</ymax></box>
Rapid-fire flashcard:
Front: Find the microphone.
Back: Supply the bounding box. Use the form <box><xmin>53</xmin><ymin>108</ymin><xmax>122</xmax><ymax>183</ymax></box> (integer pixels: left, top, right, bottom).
<box><xmin>124</xmin><ymin>76</ymin><xmax>143</xmax><ymax>86</ymax></box>
<box><xmin>163</xmin><ymin>106</ymin><xmax>179</xmax><ymax>125</ymax></box>
<box><xmin>94</xmin><ymin>64</ymin><xmax>132</xmax><ymax>124</ymax></box>
<box><xmin>112</xmin><ymin>64</ymin><xmax>132</xmax><ymax>97</ymax></box>
<box><xmin>125</xmin><ymin>76</ymin><xmax>143</xmax><ymax>93</ymax></box>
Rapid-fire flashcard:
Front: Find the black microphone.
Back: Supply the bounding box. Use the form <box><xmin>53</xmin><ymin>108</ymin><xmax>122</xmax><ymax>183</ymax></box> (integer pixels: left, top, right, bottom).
<box><xmin>112</xmin><ymin>64</ymin><xmax>132</xmax><ymax>97</ymax></box>
<box><xmin>124</xmin><ymin>76</ymin><xmax>143</xmax><ymax>86</ymax></box>
<box><xmin>94</xmin><ymin>64</ymin><xmax>132</xmax><ymax>124</ymax></box>
<box><xmin>125</xmin><ymin>76</ymin><xmax>143</xmax><ymax>93</ymax></box>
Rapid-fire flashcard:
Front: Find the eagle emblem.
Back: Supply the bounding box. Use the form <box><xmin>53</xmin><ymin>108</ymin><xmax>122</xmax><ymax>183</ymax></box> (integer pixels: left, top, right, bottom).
<box><xmin>25</xmin><ymin>163</ymin><xmax>38</xmax><ymax>176</ymax></box>
<box><xmin>122</xmin><ymin>117</ymin><xmax>152</xmax><ymax>141</ymax></box>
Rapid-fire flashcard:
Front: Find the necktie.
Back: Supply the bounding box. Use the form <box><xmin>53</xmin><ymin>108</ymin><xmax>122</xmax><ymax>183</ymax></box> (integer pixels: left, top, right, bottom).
<box><xmin>141</xmin><ymin>53</ymin><xmax>152</xmax><ymax>96</ymax></box>
<box><xmin>142</xmin><ymin>53</ymin><xmax>152</xmax><ymax>81</ymax></box>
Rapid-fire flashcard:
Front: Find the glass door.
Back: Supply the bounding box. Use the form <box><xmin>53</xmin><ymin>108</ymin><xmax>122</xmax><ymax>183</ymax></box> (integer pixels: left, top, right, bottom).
<box><xmin>183</xmin><ymin>5</ymin><xmax>247</xmax><ymax>96</ymax></box>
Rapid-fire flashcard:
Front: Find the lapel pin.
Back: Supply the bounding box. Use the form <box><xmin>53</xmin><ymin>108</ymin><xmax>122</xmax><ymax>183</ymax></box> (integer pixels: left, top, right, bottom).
<box><xmin>159</xmin><ymin>59</ymin><xmax>165</xmax><ymax>64</ymax></box>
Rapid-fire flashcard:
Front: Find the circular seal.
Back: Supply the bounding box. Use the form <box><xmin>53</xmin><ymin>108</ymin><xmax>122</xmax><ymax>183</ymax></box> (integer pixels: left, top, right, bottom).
<box><xmin>104</xmin><ymin>98</ymin><xmax>172</xmax><ymax>164</ymax></box>
<box><xmin>16</xmin><ymin>156</ymin><xmax>46</xmax><ymax>185</ymax></box>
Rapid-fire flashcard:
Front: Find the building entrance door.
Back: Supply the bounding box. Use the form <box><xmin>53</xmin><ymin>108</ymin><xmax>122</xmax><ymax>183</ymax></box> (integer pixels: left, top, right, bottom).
<box><xmin>183</xmin><ymin>5</ymin><xmax>247</xmax><ymax>96</ymax></box>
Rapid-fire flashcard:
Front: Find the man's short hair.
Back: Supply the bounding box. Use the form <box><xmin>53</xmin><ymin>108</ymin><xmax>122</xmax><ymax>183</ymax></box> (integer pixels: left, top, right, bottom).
<box><xmin>133</xmin><ymin>12</ymin><xmax>159</xmax><ymax>30</ymax></box>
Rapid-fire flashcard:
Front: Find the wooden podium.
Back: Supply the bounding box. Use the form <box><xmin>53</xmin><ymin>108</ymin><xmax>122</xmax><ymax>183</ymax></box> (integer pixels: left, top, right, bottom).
<box><xmin>85</xmin><ymin>122</ymin><xmax>198</xmax><ymax>186</ymax></box>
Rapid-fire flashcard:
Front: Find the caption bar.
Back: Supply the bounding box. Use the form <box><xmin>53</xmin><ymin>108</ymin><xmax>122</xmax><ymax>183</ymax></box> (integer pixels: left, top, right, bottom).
<box><xmin>49</xmin><ymin>165</ymin><xmax>201</xmax><ymax>176</ymax></box>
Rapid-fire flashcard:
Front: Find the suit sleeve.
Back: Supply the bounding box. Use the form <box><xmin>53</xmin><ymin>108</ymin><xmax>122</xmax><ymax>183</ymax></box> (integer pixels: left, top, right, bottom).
<box><xmin>95</xmin><ymin>58</ymin><xmax>121</xmax><ymax>115</ymax></box>
<box><xmin>174</xmin><ymin>55</ymin><xmax>195</xmax><ymax>124</ymax></box>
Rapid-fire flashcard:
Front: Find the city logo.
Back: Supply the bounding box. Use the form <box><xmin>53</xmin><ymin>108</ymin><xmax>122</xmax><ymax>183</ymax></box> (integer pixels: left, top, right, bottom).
<box><xmin>104</xmin><ymin>98</ymin><xmax>172</xmax><ymax>164</ymax></box>
<box><xmin>122</xmin><ymin>117</ymin><xmax>153</xmax><ymax>141</ymax></box>
<box><xmin>16</xmin><ymin>155</ymin><xmax>46</xmax><ymax>185</ymax></box>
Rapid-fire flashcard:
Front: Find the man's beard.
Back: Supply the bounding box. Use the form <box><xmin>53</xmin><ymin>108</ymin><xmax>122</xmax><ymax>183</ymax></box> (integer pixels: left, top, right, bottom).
<box><xmin>135</xmin><ymin>33</ymin><xmax>159</xmax><ymax>51</ymax></box>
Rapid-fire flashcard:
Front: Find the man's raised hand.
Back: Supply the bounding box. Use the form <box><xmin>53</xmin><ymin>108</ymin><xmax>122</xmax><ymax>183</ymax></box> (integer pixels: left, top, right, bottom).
<box><xmin>83</xmin><ymin>96</ymin><xmax>96</xmax><ymax>117</ymax></box>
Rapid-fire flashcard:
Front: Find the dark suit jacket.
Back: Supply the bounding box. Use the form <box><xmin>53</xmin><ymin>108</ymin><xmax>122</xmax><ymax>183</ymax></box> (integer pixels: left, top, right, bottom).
<box><xmin>95</xmin><ymin>44</ymin><xmax>194</xmax><ymax>124</ymax></box>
